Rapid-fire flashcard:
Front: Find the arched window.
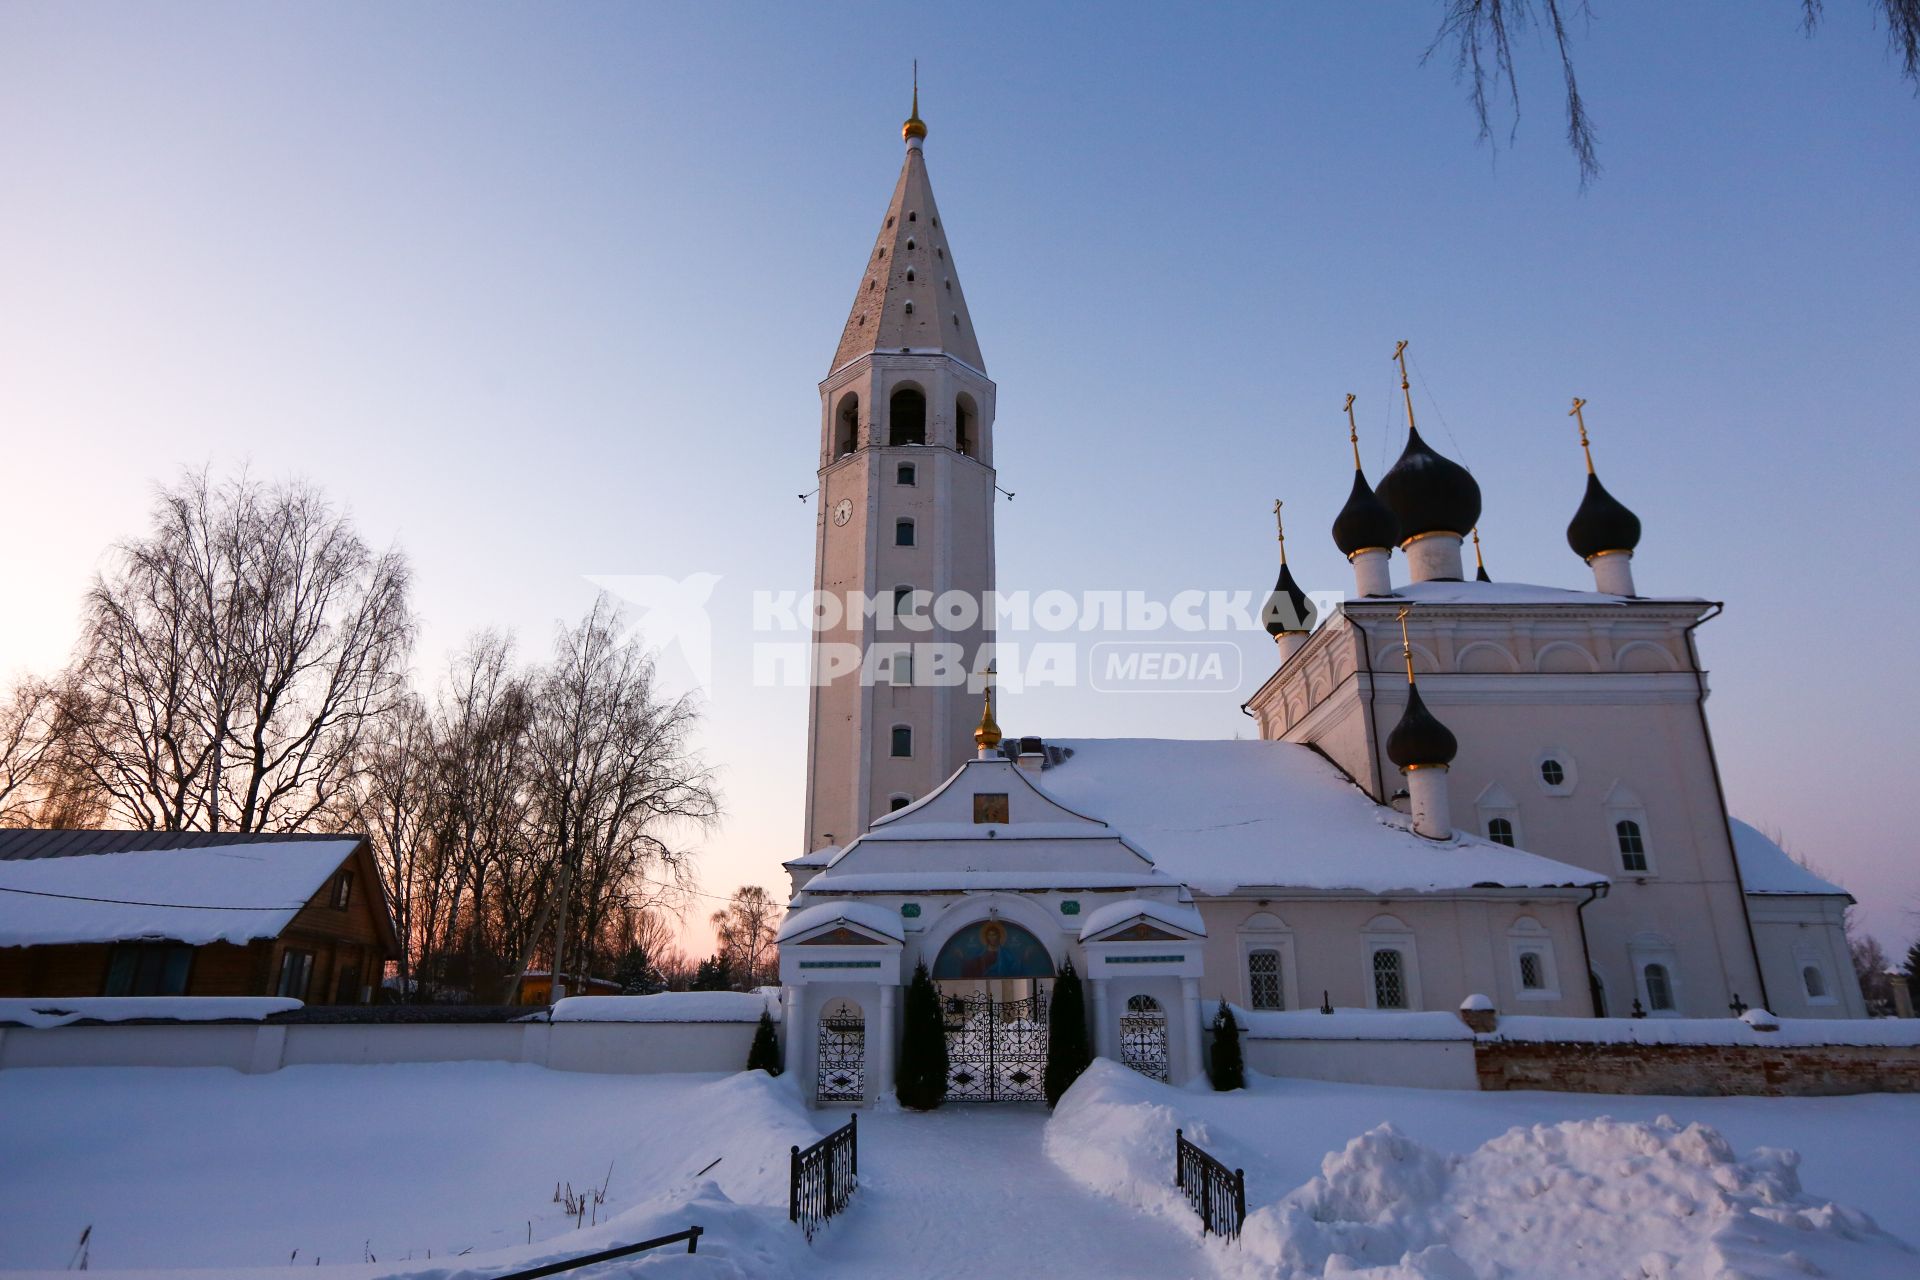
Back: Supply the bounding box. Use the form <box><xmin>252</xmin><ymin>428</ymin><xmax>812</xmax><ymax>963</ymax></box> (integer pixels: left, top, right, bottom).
<box><xmin>1247</xmin><ymin>949</ymin><xmax>1283</xmax><ymax>1010</ymax></box>
<box><xmin>1643</xmin><ymin>963</ymin><xmax>1674</xmax><ymax>1012</ymax></box>
<box><xmin>903</xmin><ymin>300</ymin><xmax>914</xmax><ymax>315</ymax></box>
<box><xmin>891</xmin><ymin>725</ymin><xmax>912</xmax><ymax>758</ymax></box>
<box><xmin>1518</xmin><ymin>952</ymin><xmax>1545</xmax><ymax>990</ymax></box>
<box><xmin>1617</xmin><ymin>819</ymin><xmax>1648</xmax><ymax>872</ymax></box>
<box><xmin>907</xmin><ymin>211</ymin><xmax>917</xmax><ymax>222</ymax></box>
<box><xmin>897</xmin><ymin>463</ymin><xmax>916</xmax><ymax>486</ymax></box>
<box><xmin>905</xmin><ymin>268</ymin><xmax>915</xmax><ymax>282</ymax></box>
<box><xmin>1372</xmin><ymin>949</ymin><xmax>1407</xmax><ymax>1009</ymax></box>
<box><xmin>955</xmin><ymin>397</ymin><xmax>974</xmax><ymax>457</ymax></box>
<box><xmin>1802</xmin><ymin>965</ymin><xmax>1827</xmax><ymax>999</ymax></box>
<box><xmin>895</xmin><ymin>518</ymin><xmax>915</xmax><ymax>547</ymax></box>
<box><xmin>1487</xmin><ymin>817</ymin><xmax>1515</xmax><ymax>847</ymax></box>
<box><xmin>889</xmin><ymin>794</ymin><xmax>911</xmax><ymax>813</ymax></box>
<box><xmin>889</xmin><ymin>387</ymin><xmax>926</xmax><ymax>446</ymax></box>
<box><xmin>834</xmin><ymin>393</ymin><xmax>860</xmax><ymax>457</ymax></box>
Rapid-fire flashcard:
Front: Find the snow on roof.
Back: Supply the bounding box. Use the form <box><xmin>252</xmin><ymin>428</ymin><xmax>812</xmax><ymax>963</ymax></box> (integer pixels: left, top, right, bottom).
<box><xmin>0</xmin><ymin>996</ymin><xmax>302</xmax><ymax>1028</ymax></box>
<box><xmin>776</xmin><ymin>899</ymin><xmax>905</xmax><ymax>943</ymax></box>
<box><xmin>798</xmin><ymin>869</ymin><xmax>1178</xmax><ymax>894</ymax></box>
<box><xmin>1368</xmin><ymin>580</ymin><xmax>1708</xmax><ymax>609</ymax></box>
<box><xmin>0</xmin><ymin>837</ymin><xmax>364</xmax><ymax>948</ymax></box>
<box><xmin>1729</xmin><ymin>819</ymin><xmax>1849</xmax><ymax>896</ymax></box>
<box><xmin>547</xmin><ymin>990</ymin><xmax>780</xmax><ymax>1023</ymax></box>
<box><xmin>1035</xmin><ymin>739</ymin><xmax>1606</xmax><ymax>896</ymax></box>
<box><xmin>1078</xmin><ymin>897</ymin><xmax>1206</xmax><ymax>941</ymax></box>
<box><xmin>782</xmin><ymin>844</ymin><xmax>840</xmax><ymax>870</ymax></box>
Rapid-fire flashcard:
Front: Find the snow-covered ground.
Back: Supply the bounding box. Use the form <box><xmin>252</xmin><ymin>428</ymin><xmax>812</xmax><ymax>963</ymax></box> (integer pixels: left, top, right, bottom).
<box><xmin>0</xmin><ymin>1064</ymin><xmax>825</xmax><ymax>1277</ymax></box>
<box><xmin>1048</xmin><ymin>1060</ymin><xmax>1920</xmax><ymax>1279</ymax></box>
<box><xmin>3</xmin><ymin>1059</ymin><xmax>1917</xmax><ymax>1278</ymax></box>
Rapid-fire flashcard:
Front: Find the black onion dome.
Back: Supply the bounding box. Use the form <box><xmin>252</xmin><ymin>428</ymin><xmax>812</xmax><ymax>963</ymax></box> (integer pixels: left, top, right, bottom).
<box><xmin>1374</xmin><ymin>427</ymin><xmax>1481</xmax><ymax>543</ymax></box>
<box><xmin>1566</xmin><ymin>471</ymin><xmax>1642</xmax><ymax>561</ymax></box>
<box><xmin>1386</xmin><ymin>681</ymin><xmax>1458</xmax><ymax>770</ymax></box>
<box><xmin>1262</xmin><ymin>561</ymin><xmax>1316</xmax><ymax>636</ymax></box>
<box><xmin>1332</xmin><ymin>469</ymin><xmax>1399</xmax><ymax>557</ymax></box>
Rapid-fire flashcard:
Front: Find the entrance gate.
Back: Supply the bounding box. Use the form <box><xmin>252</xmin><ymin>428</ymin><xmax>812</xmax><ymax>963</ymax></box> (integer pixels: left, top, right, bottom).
<box><xmin>1120</xmin><ymin>993</ymin><xmax>1169</xmax><ymax>1082</ymax></box>
<box><xmin>816</xmin><ymin>1007</ymin><xmax>866</xmax><ymax>1103</ymax></box>
<box><xmin>943</xmin><ymin>991</ymin><xmax>1049</xmax><ymax>1102</ymax></box>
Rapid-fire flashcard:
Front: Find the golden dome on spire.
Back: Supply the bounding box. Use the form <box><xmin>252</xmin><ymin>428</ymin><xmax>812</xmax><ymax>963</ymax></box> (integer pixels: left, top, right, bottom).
<box><xmin>974</xmin><ymin>668</ymin><xmax>1001</xmax><ymax>751</ymax></box>
<box><xmin>903</xmin><ymin>63</ymin><xmax>927</xmax><ymax>142</ymax></box>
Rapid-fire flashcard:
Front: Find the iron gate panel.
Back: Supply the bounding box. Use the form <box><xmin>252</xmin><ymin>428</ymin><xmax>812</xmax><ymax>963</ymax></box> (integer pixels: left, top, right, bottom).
<box><xmin>816</xmin><ymin>1014</ymin><xmax>865</xmax><ymax>1103</ymax></box>
<box><xmin>943</xmin><ymin>991</ymin><xmax>1048</xmax><ymax>1102</ymax></box>
<box><xmin>1120</xmin><ymin>998</ymin><xmax>1169</xmax><ymax>1082</ymax></box>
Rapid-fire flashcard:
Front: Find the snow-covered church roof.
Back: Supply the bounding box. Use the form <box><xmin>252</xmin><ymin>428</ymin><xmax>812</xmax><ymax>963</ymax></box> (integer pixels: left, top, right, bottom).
<box><xmin>1034</xmin><ymin>739</ymin><xmax>1607</xmax><ymax>897</ymax></box>
<box><xmin>1728</xmin><ymin>819</ymin><xmax>1849</xmax><ymax>897</ymax></box>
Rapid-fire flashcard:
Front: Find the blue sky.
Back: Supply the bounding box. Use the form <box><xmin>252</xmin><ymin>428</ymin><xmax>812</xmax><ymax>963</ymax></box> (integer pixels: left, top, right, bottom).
<box><xmin>1</xmin><ymin>3</ymin><xmax>1915</xmax><ymax>955</ymax></box>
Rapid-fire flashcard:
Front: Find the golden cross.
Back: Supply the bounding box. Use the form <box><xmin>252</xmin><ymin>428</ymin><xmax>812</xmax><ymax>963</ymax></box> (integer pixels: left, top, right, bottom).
<box><xmin>1393</xmin><ymin>341</ymin><xmax>1417</xmax><ymax>432</ymax></box>
<box><xmin>1471</xmin><ymin>526</ymin><xmax>1485</xmax><ymax>570</ymax></box>
<box><xmin>1395</xmin><ymin>606</ymin><xmax>1416</xmax><ymax>682</ymax></box>
<box><xmin>1343</xmin><ymin>393</ymin><xmax>1361</xmax><ymax>467</ymax></box>
<box><xmin>1272</xmin><ymin>499</ymin><xmax>1288</xmax><ymax>561</ymax></box>
<box><xmin>1569</xmin><ymin>397</ymin><xmax>1593</xmax><ymax>473</ymax></box>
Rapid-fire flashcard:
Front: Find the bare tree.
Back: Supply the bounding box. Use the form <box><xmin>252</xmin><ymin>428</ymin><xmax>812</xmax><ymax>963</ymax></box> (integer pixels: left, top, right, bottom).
<box><xmin>712</xmin><ymin>885</ymin><xmax>781</xmax><ymax>990</ymax></box>
<box><xmin>1427</xmin><ymin>1</ymin><xmax>1920</xmax><ymax>186</ymax></box>
<box><xmin>522</xmin><ymin>597</ymin><xmax>719</xmax><ymax>999</ymax></box>
<box><xmin>0</xmin><ymin>681</ymin><xmax>57</xmax><ymax>826</ymax></box>
<box><xmin>61</xmin><ymin>470</ymin><xmax>412</xmax><ymax>832</ymax></box>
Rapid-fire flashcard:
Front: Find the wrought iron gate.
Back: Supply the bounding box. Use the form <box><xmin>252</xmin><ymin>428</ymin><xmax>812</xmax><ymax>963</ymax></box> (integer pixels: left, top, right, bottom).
<box><xmin>943</xmin><ymin>991</ymin><xmax>1048</xmax><ymax>1102</ymax></box>
<box><xmin>816</xmin><ymin>1012</ymin><xmax>865</xmax><ymax>1103</ymax></box>
<box><xmin>1120</xmin><ymin>994</ymin><xmax>1169</xmax><ymax>1082</ymax></box>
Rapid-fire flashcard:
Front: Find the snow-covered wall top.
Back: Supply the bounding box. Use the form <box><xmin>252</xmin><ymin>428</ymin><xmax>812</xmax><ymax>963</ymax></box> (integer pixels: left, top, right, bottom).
<box><xmin>776</xmin><ymin>899</ymin><xmax>905</xmax><ymax>943</ymax></box>
<box><xmin>1728</xmin><ymin>819</ymin><xmax>1848</xmax><ymax>897</ymax></box>
<box><xmin>0</xmin><ymin>997</ymin><xmax>302</xmax><ymax>1028</ymax></box>
<box><xmin>0</xmin><ymin>839</ymin><xmax>360</xmax><ymax>947</ymax></box>
<box><xmin>1385</xmin><ymin>580</ymin><xmax>1707</xmax><ymax>608</ymax></box>
<box><xmin>1036</xmin><ymin>739</ymin><xmax>1605</xmax><ymax>896</ymax></box>
<box><xmin>545</xmin><ymin>991</ymin><xmax>780</xmax><ymax>1023</ymax></box>
<box><xmin>1229</xmin><ymin>1006</ymin><xmax>1920</xmax><ymax>1048</ymax></box>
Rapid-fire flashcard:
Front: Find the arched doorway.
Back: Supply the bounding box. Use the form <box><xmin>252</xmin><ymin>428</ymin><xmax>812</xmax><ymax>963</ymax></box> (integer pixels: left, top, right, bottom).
<box><xmin>816</xmin><ymin>997</ymin><xmax>865</xmax><ymax>1104</ymax></box>
<box><xmin>933</xmin><ymin>919</ymin><xmax>1055</xmax><ymax>1102</ymax></box>
<box><xmin>1120</xmin><ymin>994</ymin><xmax>1169</xmax><ymax>1082</ymax></box>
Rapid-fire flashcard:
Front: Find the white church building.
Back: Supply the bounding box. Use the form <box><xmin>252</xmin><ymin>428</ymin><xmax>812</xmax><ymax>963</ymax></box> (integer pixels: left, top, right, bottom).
<box><xmin>776</xmin><ymin>96</ymin><xmax>1862</xmax><ymax>1106</ymax></box>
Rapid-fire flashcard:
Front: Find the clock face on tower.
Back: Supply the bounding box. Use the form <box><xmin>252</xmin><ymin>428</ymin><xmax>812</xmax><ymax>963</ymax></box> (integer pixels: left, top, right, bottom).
<box><xmin>832</xmin><ymin>498</ymin><xmax>854</xmax><ymax>527</ymax></box>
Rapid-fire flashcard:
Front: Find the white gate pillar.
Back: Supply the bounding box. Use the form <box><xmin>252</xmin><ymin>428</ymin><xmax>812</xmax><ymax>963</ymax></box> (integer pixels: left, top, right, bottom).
<box><xmin>783</xmin><ymin>986</ymin><xmax>805</xmax><ymax>1081</ymax></box>
<box><xmin>874</xmin><ymin>983</ymin><xmax>898</xmax><ymax>1104</ymax></box>
<box><xmin>1091</xmin><ymin>977</ymin><xmax>1113</xmax><ymax>1060</ymax></box>
<box><xmin>1180</xmin><ymin>977</ymin><xmax>1204</xmax><ymax>1083</ymax></box>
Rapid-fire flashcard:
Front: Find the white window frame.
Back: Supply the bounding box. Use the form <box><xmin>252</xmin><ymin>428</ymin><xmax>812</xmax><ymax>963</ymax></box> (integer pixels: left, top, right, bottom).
<box><xmin>1628</xmin><ymin>935</ymin><xmax>1683</xmax><ymax>1017</ymax></box>
<box><xmin>1236</xmin><ymin>912</ymin><xmax>1298</xmax><ymax>1013</ymax></box>
<box><xmin>890</xmin><ymin>646</ymin><xmax>914</xmax><ymax>687</ymax></box>
<box><xmin>1535</xmin><ymin>748</ymin><xmax>1578</xmax><ymax>797</ymax></box>
<box><xmin>1475</xmin><ymin>782</ymin><xmax>1523</xmax><ymax>848</ymax></box>
<box><xmin>1506</xmin><ymin>916</ymin><xmax>1561</xmax><ymax>1001</ymax></box>
<box><xmin>1794</xmin><ymin>947</ymin><xmax>1838</xmax><ymax>1007</ymax></box>
<box><xmin>1362</xmin><ymin>915</ymin><xmax>1421</xmax><ymax>1010</ymax></box>
<box><xmin>1604</xmin><ymin>783</ymin><xmax>1656</xmax><ymax>877</ymax></box>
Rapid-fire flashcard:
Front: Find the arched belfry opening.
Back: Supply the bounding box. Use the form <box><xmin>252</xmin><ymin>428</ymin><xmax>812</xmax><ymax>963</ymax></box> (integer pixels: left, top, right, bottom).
<box><xmin>955</xmin><ymin>394</ymin><xmax>976</xmax><ymax>457</ymax></box>
<box><xmin>889</xmin><ymin>387</ymin><xmax>926</xmax><ymax>446</ymax></box>
<box><xmin>834</xmin><ymin>393</ymin><xmax>860</xmax><ymax>457</ymax></box>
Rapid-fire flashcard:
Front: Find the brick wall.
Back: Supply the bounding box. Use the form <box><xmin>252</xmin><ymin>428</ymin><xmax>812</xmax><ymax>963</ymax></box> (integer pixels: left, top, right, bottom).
<box><xmin>1475</xmin><ymin>1040</ymin><xmax>1920</xmax><ymax>1096</ymax></box>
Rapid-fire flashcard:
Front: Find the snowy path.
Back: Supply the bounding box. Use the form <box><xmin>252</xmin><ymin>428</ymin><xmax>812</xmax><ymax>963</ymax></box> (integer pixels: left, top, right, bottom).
<box><xmin>806</xmin><ymin>1105</ymin><xmax>1213</xmax><ymax>1279</ymax></box>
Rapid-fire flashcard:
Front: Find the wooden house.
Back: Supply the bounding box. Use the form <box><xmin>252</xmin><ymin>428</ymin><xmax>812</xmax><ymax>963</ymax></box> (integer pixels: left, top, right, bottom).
<box><xmin>0</xmin><ymin>830</ymin><xmax>399</xmax><ymax>1003</ymax></box>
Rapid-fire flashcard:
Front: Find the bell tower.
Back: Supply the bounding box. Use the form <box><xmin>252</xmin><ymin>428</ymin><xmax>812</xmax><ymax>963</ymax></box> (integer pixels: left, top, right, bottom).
<box><xmin>802</xmin><ymin>87</ymin><xmax>999</xmax><ymax>851</ymax></box>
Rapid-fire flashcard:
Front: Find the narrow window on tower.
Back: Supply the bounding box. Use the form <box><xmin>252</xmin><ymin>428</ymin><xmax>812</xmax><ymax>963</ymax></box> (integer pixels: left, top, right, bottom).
<box><xmin>893</xmin><ymin>586</ymin><xmax>913</xmax><ymax>617</ymax></box>
<box><xmin>835</xmin><ymin>393</ymin><xmax>860</xmax><ymax>457</ymax></box>
<box><xmin>897</xmin><ymin>463</ymin><xmax>916</xmax><ymax>486</ymax></box>
<box><xmin>895</xmin><ymin>518</ymin><xmax>915</xmax><ymax>547</ymax></box>
<box><xmin>891</xmin><ymin>725</ymin><xmax>913</xmax><ymax>758</ymax></box>
<box><xmin>955</xmin><ymin>397</ymin><xmax>973</xmax><ymax>457</ymax></box>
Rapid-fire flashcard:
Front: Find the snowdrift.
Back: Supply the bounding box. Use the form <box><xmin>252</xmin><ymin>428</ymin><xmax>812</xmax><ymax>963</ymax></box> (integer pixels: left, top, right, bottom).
<box><xmin>1047</xmin><ymin>1061</ymin><xmax>1916</xmax><ymax>1279</ymax></box>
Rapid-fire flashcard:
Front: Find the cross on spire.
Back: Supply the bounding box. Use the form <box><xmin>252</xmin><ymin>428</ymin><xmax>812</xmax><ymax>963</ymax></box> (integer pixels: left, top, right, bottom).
<box><xmin>1570</xmin><ymin>396</ymin><xmax>1595</xmax><ymax>474</ymax></box>
<box><xmin>1344</xmin><ymin>393</ymin><xmax>1361</xmax><ymax>467</ymax></box>
<box><xmin>1396</xmin><ymin>606</ymin><xmax>1416</xmax><ymax>683</ymax></box>
<box><xmin>1393</xmin><ymin>340</ymin><xmax>1418</xmax><ymax>432</ymax></box>
<box><xmin>1272</xmin><ymin>498</ymin><xmax>1288</xmax><ymax>562</ymax></box>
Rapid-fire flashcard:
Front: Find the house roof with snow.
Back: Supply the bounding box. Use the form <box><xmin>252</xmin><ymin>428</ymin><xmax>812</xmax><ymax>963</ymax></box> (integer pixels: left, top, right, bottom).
<box><xmin>0</xmin><ymin>830</ymin><xmax>393</xmax><ymax>950</ymax></box>
<box><xmin>1728</xmin><ymin>819</ymin><xmax>1850</xmax><ymax>898</ymax></box>
<box><xmin>1032</xmin><ymin>739</ymin><xmax>1608</xmax><ymax>898</ymax></box>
